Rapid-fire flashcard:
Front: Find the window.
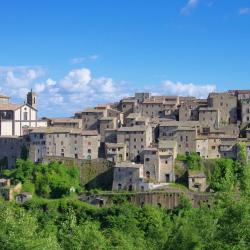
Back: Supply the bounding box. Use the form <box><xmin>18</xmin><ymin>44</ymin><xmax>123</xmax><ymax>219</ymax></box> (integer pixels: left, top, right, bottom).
<box><xmin>134</xmin><ymin>138</ymin><xmax>136</xmax><ymax>142</ymax></box>
<box><xmin>61</xmin><ymin>141</ymin><xmax>63</xmax><ymax>145</ymax></box>
<box><xmin>88</xmin><ymin>149</ymin><xmax>91</xmax><ymax>153</ymax></box>
<box><xmin>146</xmin><ymin>171</ymin><xmax>150</xmax><ymax>179</ymax></box>
<box><xmin>165</xmin><ymin>160</ymin><xmax>168</xmax><ymax>164</ymax></box>
<box><xmin>180</xmin><ymin>136</ymin><xmax>183</xmax><ymax>142</ymax></box>
<box><xmin>24</xmin><ymin>112</ymin><xmax>28</xmax><ymax>121</ymax></box>
<box><xmin>212</xmin><ymin>146</ymin><xmax>216</xmax><ymax>150</ymax></box>
<box><xmin>145</xmin><ymin>158</ymin><xmax>150</xmax><ymax>161</ymax></box>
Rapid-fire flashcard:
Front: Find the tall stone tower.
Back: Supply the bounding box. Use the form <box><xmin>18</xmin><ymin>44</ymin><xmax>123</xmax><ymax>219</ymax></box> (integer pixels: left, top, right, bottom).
<box><xmin>27</xmin><ymin>90</ymin><xmax>37</xmax><ymax>109</ymax></box>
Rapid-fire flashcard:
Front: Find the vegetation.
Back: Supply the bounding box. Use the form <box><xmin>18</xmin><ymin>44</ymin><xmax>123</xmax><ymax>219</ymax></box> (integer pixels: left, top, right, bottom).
<box><xmin>0</xmin><ymin>144</ymin><xmax>250</xmax><ymax>249</ymax></box>
<box><xmin>0</xmin><ymin>193</ymin><xmax>250</xmax><ymax>249</ymax></box>
<box><xmin>3</xmin><ymin>159</ymin><xmax>81</xmax><ymax>198</ymax></box>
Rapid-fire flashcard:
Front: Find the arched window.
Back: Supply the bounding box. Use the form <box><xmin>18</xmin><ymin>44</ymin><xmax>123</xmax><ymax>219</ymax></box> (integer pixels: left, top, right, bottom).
<box><xmin>118</xmin><ymin>183</ymin><xmax>122</xmax><ymax>190</ymax></box>
<box><xmin>146</xmin><ymin>171</ymin><xmax>150</xmax><ymax>179</ymax></box>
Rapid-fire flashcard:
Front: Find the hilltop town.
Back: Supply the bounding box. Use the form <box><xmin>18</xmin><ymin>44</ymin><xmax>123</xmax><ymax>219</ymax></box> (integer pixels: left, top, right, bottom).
<box><xmin>1</xmin><ymin>90</ymin><xmax>250</xmax><ymax>194</ymax></box>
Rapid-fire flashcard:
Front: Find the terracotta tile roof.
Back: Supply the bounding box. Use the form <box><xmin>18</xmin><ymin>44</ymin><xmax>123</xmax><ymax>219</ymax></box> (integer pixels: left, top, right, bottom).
<box><xmin>0</xmin><ymin>103</ymin><xmax>22</xmax><ymax>111</ymax></box>
<box><xmin>0</xmin><ymin>95</ymin><xmax>10</xmax><ymax>99</ymax></box>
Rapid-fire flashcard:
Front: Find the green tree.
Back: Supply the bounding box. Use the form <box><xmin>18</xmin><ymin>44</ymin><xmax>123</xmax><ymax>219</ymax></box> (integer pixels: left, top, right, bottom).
<box><xmin>0</xmin><ymin>201</ymin><xmax>60</xmax><ymax>250</ymax></box>
<box><xmin>209</xmin><ymin>158</ymin><xmax>235</xmax><ymax>192</ymax></box>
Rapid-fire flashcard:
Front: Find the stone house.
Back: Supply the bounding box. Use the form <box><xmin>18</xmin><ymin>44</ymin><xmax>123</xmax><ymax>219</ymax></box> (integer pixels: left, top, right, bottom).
<box><xmin>105</xmin><ymin>142</ymin><xmax>127</xmax><ymax>163</ymax></box>
<box><xmin>99</xmin><ymin>117</ymin><xmax>118</xmax><ymax>142</ymax></box>
<box><xmin>119</xmin><ymin>98</ymin><xmax>137</xmax><ymax>117</ymax></box>
<box><xmin>208</xmin><ymin>92</ymin><xmax>237</xmax><ymax>125</ymax></box>
<box><xmin>28</xmin><ymin>127</ymin><xmax>100</xmax><ymax>161</ymax></box>
<box><xmin>174</xmin><ymin>127</ymin><xmax>198</xmax><ymax>155</ymax></box>
<box><xmin>188</xmin><ymin>171</ymin><xmax>207</xmax><ymax>192</ymax></box>
<box><xmin>0</xmin><ymin>136</ymin><xmax>25</xmax><ymax>168</ymax></box>
<box><xmin>142</xmin><ymin>140</ymin><xmax>177</xmax><ymax>183</ymax></box>
<box><xmin>46</xmin><ymin>117</ymin><xmax>83</xmax><ymax>128</ymax></box>
<box><xmin>104</xmin><ymin>128</ymin><xmax>117</xmax><ymax>143</ymax></box>
<box><xmin>140</xmin><ymin>98</ymin><xmax>164</xmax><ymax>118</ymax></box>
<box><xmin>124</xmin><ymin>113</ymin><xmax>150</xmax><ymax>127</ymax></box>
<box><xmin>75</xmin><ymin>108</ymin><xmax>105</xmax><ymax>130</ymax></box>
<box><xmin>179</xmin><ymin>98</ymin><xmax>208</xmax><ymax>122</ymax></box>
<box><xmin>240</xmin><ymin>99</ymin><xmax>250</xmax><ymax>124</ymax></box>
<box><xmin>198</xmin><ymin>107</ymin><xmax>220</xmax><ymax>130</ymax></box>
<box><xmin>231</xmin><ymin>90</ymin><xmax>250</xmax><ymax>101</ymax></box>
<box><xmin>112</xmin><ymin>162</ymin><xmax>144</xmax><ymax>191</ymax></box>
<box><xmin>106</xmin><ymin>108</ymin><xmax>124</xmax><ymax>125</ymax></box>
<box><xmin>117</xmin><ymin>125</ymin><xmax>153</xmax><ymax>162</ymax></box>
<box><xmin>159</xmin><ymin>121</ymin><xmax>199</xmax><ymax>140</ymax></box>
<box><xmin>218</xmin><ymin>135</ymin><xmax>238</xmax><ymax>159</ymax></box>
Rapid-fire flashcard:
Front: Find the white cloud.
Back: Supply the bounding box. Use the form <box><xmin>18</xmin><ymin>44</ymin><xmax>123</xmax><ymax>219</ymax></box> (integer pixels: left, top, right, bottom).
<box><xmin>70</xmin><ymin>54</ymin><xmax>99</xmax><ymax>64</ymax></box>
<box><xmin>46</xmin><ymin>78</ymin><xmax>56</xmax><ymax>86</ymax></box>
<box><xmin>34</xmin><ymin>83</ymin><xmax>46</xmax><ymax>93</ymax></box>
<box><xmin>60</xmin><ymin>68</ymin><xmax>92</xmax><ymax>92</ymax></box>
<box><xmin>181</xmin><ymin>0</ymin><xmax>199</xmax><ymax>15</ymax></box>
<box><xmin>239</xmin><ymin>8</ymin><xmax>250</xmax><ymax>15</ymax></box>
<box><xmin>163</xmin><ymin>80</ymin><xmax>216</xmax><ymax>98</ymax></box>
<box><xmin>0</xmin><ymin>66</ymin><xmax>44</xmax><ymax>88</ymax></box>
<box><xmin>0</xmin><ymin>64</ymin><xmax>217</xmax><ymax>117</ymax></box>
<box><xmin>88</xmin><ymin>54</ymin><xmax>99</xmax><ymax>60</ymax></box>
<box><xmin>71</xmin><ymin>57</ymin><xmax>85</xmax><ymax>64</ymax></box>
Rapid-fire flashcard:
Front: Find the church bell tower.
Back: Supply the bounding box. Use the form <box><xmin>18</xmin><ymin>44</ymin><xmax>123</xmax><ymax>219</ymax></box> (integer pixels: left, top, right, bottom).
<box><xmin>26</xmin><ymin>89</ymin><xmax>37</xmax><ymax>109</ymax></box>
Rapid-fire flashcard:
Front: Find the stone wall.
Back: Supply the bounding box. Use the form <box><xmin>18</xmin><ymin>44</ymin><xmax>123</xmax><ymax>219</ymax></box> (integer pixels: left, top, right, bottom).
<box><xmin>43</xmin><ymin>156</ymin><xmax>114</xmax><ymax>190</ymax></box>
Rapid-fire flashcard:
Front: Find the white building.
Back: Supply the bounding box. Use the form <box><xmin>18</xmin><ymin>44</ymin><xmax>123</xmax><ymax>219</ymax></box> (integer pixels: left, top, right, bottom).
<box><xmin>0</xmin><ymin>91</ymin><xmax>47</xmax><ymax>136</ymax></box>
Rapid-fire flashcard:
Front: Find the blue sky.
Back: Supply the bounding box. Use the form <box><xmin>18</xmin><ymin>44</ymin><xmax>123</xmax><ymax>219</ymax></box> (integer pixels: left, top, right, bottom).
<box><xmin>0</xmin><ymin>0</ymin><xmax>250</xmax><ymax>117</ymax></box>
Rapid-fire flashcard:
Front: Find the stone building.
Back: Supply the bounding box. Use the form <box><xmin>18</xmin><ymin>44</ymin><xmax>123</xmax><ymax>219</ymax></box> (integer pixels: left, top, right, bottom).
<box><xmin>240</xmin><ymin>99</ymin><xmax>250</xmax><ymax>124</ymax></box>
<box><xmin>0</xmin><ymin>136</ymin><xmax>25</xmax><ymax>168</ymax></box>
<box><xmin>112</xmin><ymin>162</ymin><xmax>143</xmax><ymax>191</ymax></box>
<box><xmin>188</xmin><ymin>171</ymin><xmax>207</xmax><ymax>192</ymax></box>
<box><xmin>105</xmin><ymin>143</ymin><xmax>127</xmax><ymax>163</ymax></box>
<box><xmin>179</xmin><ymin>98</ymin><xmax>208</xmax><ymax>122</ymax></box>
<box><xmin>140</xmin><ymin>98</ymin><xmax>164</xmax><ymax>118</ymax></box>
<box><xmin>198</xmin><ymin>107</ymin><xmax>220</xmax><ymax>130</ymax></box>
<box><xmin>75</xmin><ymin>108</ymin><xmax>105</xmax><ymax>130</ymax></box>
<box><xmin>230</xmin><ymin>90</ymin><xmax>250</xmax><ymax>101</ymax></box>
<box><xmin>28</xmin><ymin>127</ymin><xmax>100</xmax><ymax>162</ymax></box>
<box><xmin>159</xmin><ymin>120</ymin><xmax>199</xmax><ymax>140</ymax></box>
<box><xmin>142</xmin><ymin>140</ymin><xmax>177</xmax><ymax>183</ymax></box>
<box><xmin>119</xmin><ymin>98</ymin><xmax>137</xmax><ymax>117</ymax></box>
<box><xmin>117</xmin><ymin>125</ymin><xmax>153</xmax><ymax>162</ymax></box>
<box><xmin>46</xmin><ymin>117</ymin><xmax>83</xmax><ymax>128</ymax></box>
<box><xmin>175</xmin><ymin>127</ymin><xmax>198</xmax><ymax>155</ymax></box>
<box><xmin>99</xmin><ymin>117</ymin><xmax>118</xmax><ymax>142</ymax></box>
<box><xmin>208</xmin><ymin>92</ymin><xmax>237</xmax><ymax>125</ymax></box>
<box><xmin>124</xmin><ymin>113</ymin><xmax>150</xmax><ymax>127</ymax></box>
